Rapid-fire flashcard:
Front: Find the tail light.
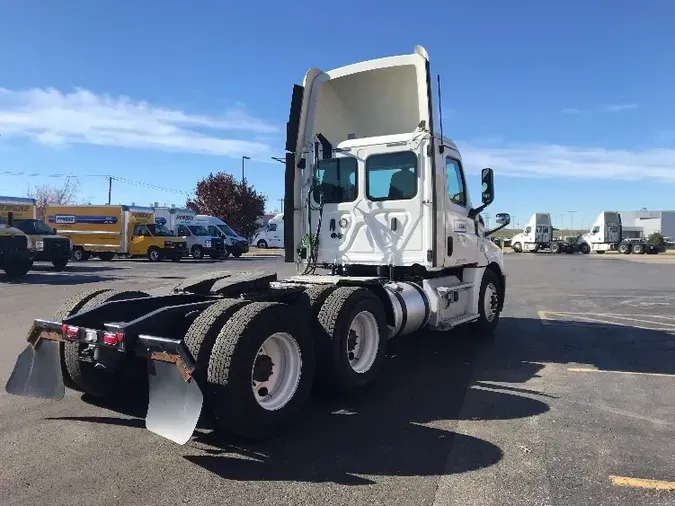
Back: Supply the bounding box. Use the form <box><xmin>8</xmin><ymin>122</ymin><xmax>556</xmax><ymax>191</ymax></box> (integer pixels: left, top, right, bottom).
<box><xmin>62</xmin><ymin>324</ymin><xmax>80</xmax><ymax>340</ymax></box>
<box><xmin>102</xmin><ymin>331</ymin><xmax>125</xmax><ymax>347</ymax></box>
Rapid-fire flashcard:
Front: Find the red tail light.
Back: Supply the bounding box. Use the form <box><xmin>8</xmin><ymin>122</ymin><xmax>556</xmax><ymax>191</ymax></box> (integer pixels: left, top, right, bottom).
<box><xmin>62</xmin><ymin>325</ymin><xmax>80</xmax><ymax>340</ymax></box>
<box><xmin>102</xmin><ymin>331</ymin><xmax>124</xmax><ymax>346</ymax></box>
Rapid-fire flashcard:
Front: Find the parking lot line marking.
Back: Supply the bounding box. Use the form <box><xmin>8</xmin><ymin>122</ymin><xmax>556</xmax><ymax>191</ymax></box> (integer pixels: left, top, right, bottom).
<box><xmin>568</xmin><ymin>368</ymin><xmax>675</xmax><ymax>378</ymax></box>
<box><xmin>609</xmin><ymin>475</ymin><xmax>675</xmax><ymax>491</ymax></box>
<box><xmin>538</xmin><ymin>311</ymin><xmax>675</xmax><ymax>332</ymax></box>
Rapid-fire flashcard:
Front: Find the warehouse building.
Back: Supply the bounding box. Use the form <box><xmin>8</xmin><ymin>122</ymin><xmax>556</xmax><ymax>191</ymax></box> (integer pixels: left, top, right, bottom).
<box><xmin>619</xmin><ymin>210</ymin><xmax>675</xmax><ymax>239</ymax></box>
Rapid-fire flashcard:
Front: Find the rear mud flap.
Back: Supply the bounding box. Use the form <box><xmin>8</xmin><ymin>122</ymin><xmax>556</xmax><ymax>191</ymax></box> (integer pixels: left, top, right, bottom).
<box><xmin>140</xmin><ymin>335</ymin><xmax>203</xmax><ymax>445</ymax></box>
<box><xmin>5</xmin><ymin>321</ymin><xmax>65</xmax><ymax>400</ymax></box>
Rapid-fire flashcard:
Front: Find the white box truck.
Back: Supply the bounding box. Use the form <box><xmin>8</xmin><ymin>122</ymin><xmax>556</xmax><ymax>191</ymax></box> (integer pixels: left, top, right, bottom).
<box><xmin>153</xmin><ymin>207</ymin><xmax>226</xmax><ymax>260</ymax></box>
<box><xmin>6</xmin><ymin>45</ymin><xmax>511</xmax><ymax>447</ymax></box>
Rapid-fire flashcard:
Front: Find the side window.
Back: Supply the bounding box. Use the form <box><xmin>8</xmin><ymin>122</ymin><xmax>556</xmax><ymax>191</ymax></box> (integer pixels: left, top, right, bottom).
<box><xmin>177</xmin><ymin>225</ymin><xmax>190</xmax><ymax>236</ymax></box>
<box><xmin>268</xmin><ymin>223</ymin><xmax>278</xmax><ymax>232</ymax></box>
<box><xmin>313</xmin><ymin>157</ymin><xmax>358</xmax><ymax>204</ymax></box>
<box><xmin>446</xmin><ymin>157</ymin><xmax>466</xmax><ymax>206</ymax></box>
<box><xmin>133</xmin><ymin>225</ymin><xmax>149</xmax><ymax>236</ymax></box>
<box><xmin>366</xmin><ymin>151</ymin><xmax>418</xmax><ymax>201</ymax></box>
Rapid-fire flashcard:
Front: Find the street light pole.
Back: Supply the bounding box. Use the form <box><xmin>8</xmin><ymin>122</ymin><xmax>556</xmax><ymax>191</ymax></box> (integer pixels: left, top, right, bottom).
<box><xmin>569</xmin><ymin>210</ymin><xmax>577</xmax><ymax>233</ymax></box>
<box><xmin>241</xmin><ymin>155</ymin><xmax>251</xmax><ymax>183</ymax></box>
<box><xmin>271</xmin><ymin>156</ymin><xmax>285</xmax><ymax>164</ymax></box>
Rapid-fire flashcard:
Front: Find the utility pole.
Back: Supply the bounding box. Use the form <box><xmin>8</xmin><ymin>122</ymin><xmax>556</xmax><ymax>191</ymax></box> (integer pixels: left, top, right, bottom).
<box><xmin>279</xmin><ymin>198</ymin><xmax>284</xmax><ymax>212</ymax></box>
<box><xmin>107</xmin><ymin>176</ymin><xmax>113</xmax><ymax>205</ymax></box>
<box><xmin>483</xmin><ymin>212</ymin><xmax>490</xmax><ymax>230</ymax></box>
<box><xmin>271</xmin><ymin>157</ymin><xmax>285</xmax><ymax>164</ymax></box>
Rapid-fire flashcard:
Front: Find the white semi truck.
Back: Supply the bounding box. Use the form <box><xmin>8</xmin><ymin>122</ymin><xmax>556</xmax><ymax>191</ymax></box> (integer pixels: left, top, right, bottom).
<box><xmin>5</xmin><ymin>46</ymin><xmax>510</xmax><ymax>446</ymax></box>
<box><xmin>577</xmin><ymin>211</ymin><xmax>663</xmax><ymax>255</ymax></box>
<box><xmin>510</xmin><ymin>213</ymin><xmax>574</xmax><ymax>254</ymax></box>
<box><xmin>253</xmin><ymin>212</ymin><xmax>284</xmax><ymax>249</ymax></box>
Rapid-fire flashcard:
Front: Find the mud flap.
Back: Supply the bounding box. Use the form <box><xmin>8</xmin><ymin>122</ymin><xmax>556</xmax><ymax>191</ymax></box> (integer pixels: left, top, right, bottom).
<box><xmin>4</xmin><ymin>320</ymin><xmax>65</xmax><ymax>400</ymax></box>
<box><xmin>140</xmin><ymin>334</ymin><xmax>203</xmax><ymax>445</ymax></box>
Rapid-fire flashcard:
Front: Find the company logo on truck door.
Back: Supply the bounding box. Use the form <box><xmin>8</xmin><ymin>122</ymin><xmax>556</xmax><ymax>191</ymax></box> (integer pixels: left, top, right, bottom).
<box><xmin>176</xmin><ymin>214</ymin><xmax>193</xmax><ymax>221</ymax></box>
<box><xmin>48</xmin><ymin>215</ymin><xmax>119</xmax><ymax>225</ymax></box>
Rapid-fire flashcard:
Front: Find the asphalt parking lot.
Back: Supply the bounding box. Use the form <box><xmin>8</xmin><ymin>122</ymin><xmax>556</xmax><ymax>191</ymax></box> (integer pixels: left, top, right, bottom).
<box><xmin>1</xmin><ymin>251</ymin><xmax>674</xmax><ymax>506</ymax></box>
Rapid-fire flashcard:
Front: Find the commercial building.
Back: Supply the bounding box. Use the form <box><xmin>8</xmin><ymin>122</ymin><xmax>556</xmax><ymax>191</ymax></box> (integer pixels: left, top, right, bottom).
<box><xmin>619</xmin><ymin>210</ymin><xmax>675</xmax><ymax>239</ymax></box>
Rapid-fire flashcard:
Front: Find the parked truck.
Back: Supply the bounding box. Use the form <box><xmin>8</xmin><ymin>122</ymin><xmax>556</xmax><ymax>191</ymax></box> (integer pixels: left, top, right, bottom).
<box><xmin>154</xmin><ymin>207</ymin><xmax>226</xmax><ymax>260</ymax></box>
<box><xmin>577</xmin><ymin>211</ymin><xmax>664</xmax><ymax>255</ymax></box>
<box><xmin>510</xmin><ymin>213</ymin><xmax>575</xmax><ymax>253</ymax></box>
<box><xmin>1</xmin><ymin>197</ymin><xmax>72</xmax><ymax>270</ymax></box>
<box><xmin>0</xmin><ymin>211</ymin><xmax>33</xmax><ymax>279</ymax></box>
<box><xmin>48</xmin><ymin>204</ymin><xmax>188</xmax><ymax>261</ymax></box>
<box><xmin>5</xmin><ymin>46</ymin><xmax>510</xmax><ymax>446</ymax></box>
<box><xmin>253</xmin><ymin>212</ymin><xmax>284</xmax><ymax>249</ymax></box>
<box><xmin>194</xmin><ymin>215</ymin><xmax>249</xmax><ymax>258</ymax></box>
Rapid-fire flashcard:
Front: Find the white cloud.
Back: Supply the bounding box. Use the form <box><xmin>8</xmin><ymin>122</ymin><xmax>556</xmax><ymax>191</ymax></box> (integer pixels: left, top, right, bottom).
<box><xmin>458</xmin><ymin>141</ymin><xmax>675</xmax><ymax>182</ymax></box>
<box><xmin>604</xmin><ymin>103</ymin><xmax>638</xmax><ymax>112</ymax></box>
<box><xmin>0</xmin><ymin>87</ymin><xmax>280</xmax><ymax>158</ymax></box>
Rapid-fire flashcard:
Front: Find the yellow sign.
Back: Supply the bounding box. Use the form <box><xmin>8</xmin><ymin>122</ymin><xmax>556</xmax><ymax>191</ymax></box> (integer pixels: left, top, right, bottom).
<box><xmin>0</xmin><ymin>203</ymin><xmax>35</xmax><ymax>221</ymax></box>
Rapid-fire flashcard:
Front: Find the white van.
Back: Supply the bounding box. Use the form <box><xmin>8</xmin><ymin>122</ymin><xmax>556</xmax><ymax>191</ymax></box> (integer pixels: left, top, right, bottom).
<box><xmin>154</xmin><ymin>207</ymin><xmax>226</xmax><ymax>259</ymax></box>
<box><xmin>194</xmin><ymin>215</ymin><xmax>249</xmax><ymax>258</ymax></box>
<box><xmin>253</xmin><ymin>213</ymin><xmax>283</xmax><ymax>249</ymax></box>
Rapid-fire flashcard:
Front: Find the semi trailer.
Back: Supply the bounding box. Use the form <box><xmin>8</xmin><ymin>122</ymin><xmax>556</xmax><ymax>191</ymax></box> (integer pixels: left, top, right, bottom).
<box><xmin>5</xmin><ymin>46</ymin><xmax>510</xmax><ymax>445</ymax></box>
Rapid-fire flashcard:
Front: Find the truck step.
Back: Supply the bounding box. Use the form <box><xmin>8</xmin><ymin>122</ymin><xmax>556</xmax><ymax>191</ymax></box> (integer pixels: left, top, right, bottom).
<box><xmin>430</xmin><ymin>313</ymin><xmax>480</xmax><ymax>331</ymax></box>
<box><xmin>436</xmin><ymin>282</ymin><xmax>473</xmax><ymax>294</ymax></box>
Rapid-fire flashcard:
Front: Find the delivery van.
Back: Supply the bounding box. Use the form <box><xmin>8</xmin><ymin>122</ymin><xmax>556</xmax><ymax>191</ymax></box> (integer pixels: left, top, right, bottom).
<box><xmin>48</xmin><ymin>204</ymin><xmax>187</xmax><ymax>262</ymax></box>
<box><xmin>154</xmin><ymin>206</ymin><xmax>226</xmax><ymax>259</ymax></box>
<box><xmin>1</xmin><ymin>196</ymin><xmax>72</xmax><ymax>270</ymax></box>
<box><xmin>194</xmin><ymin>215</ymin><xmax>249</xmax><ymax>258</ymax></box>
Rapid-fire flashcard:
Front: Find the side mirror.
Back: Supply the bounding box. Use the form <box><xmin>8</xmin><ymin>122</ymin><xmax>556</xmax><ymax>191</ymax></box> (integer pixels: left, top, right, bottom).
<box><xmin>485</xmin><ymin>212</ymin><xmax>511</xmax><ymax>237</ymax></box>
<box><xmin>496</xmin><ymin>213</ymin><xmax>510</xmax><ymax>226</ymax></box>
<box><xmin>468</xmin><ymin>168</ymin><xmax>495</xmax><ymax>218</ymax></box>
<box><xmin>481</xmin><ymin>168</ymin><xmax>494</xmax><ymax>205</ymax></box>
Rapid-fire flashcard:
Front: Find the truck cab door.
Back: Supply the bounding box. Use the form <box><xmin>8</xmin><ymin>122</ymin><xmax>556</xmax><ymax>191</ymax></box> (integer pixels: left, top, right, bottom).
<box><xmin>130</xmin><ymin>225</ymin><xmax>149</xmax><ymax>255</ymax></box>
<box><xmin>442</xmin><ymin>154</ymin><xmax>480</xmax><ymax>266</ymax></box>
<box><xmin>267</xmin><ymin>223</ymin><xmax>282</xmax><ymax>247</ymax></box>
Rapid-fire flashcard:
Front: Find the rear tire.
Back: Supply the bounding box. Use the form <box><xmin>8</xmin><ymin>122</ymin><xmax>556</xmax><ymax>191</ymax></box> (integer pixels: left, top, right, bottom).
<box><xmin>54</xmin><ymin>288</ymin><xmax>114</xmax><ymax>392</ymax></box>
<box><xmin>207</xmin><ymin>302</ymin><xmax>315</xmax><ymax>440</ymax></box>
<box><xmin>62</xmin><ymin>290</ymin><xmax>149</xmax><ymax>398</ymax></box>
<box><xmin>183</xmin><ymin>298</ymin><xmax>250</xmax><ymax>386</ymax></box>
<box><xmin>98</xmin><ymin>253</ymin><xmax>115</xmax><ymax>261</ymax></box>
<box><xmin>51</xmin><ymin>258</ymin><xmax>69</xmax><ymax>270</ymax></box>
<box><xmin>473</xmin><ymin>268</ymin><xmax>502</xmax><ymax>336</ymax></box>
<box><xmin>72</xmin><ymin>248</ymin><xmax>88</xmax><ymax>262</ymax></box>
<box><xmin>315</xmin><ymin>287</ymin><xmax>388</xmax><ymax>394</ymax></box>
<box><xmin>550</xmin><ymin>242</ymin><xmax>560</xmax><ymax>254</ymax></box>
<box><xmin>632</xmin><ymin>243</ymin><xmax>644</xmax><ymax>254</ymax></box>
<box><xmin>619</xmin><ymin>242</ymin><xmax>630</xmax><ymax>254</ymax></box>
<box><xmin>579</xmin><ymin>243</ymin><xmax>590</xmax><ymax>254</ymax></box>
<box><xmin>3</xmin><ymin>255</ymin><xmax>32</xmax><ymax>279</ymax></box>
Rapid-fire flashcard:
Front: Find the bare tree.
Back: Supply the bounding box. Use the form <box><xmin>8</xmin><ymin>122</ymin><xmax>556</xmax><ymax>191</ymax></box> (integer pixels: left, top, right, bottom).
<box><xmin>26</xmin><ymin>176</ymin><xmax>81</xmax><ymax>220</ymax></box>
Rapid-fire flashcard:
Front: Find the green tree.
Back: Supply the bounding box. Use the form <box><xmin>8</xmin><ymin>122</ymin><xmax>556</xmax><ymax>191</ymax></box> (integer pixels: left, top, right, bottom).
<box><xmin>186</xmin><ymin>172</ymin><xmax>266</xmax><ymax>239</ymax></box>
<box><xmin>647</xmin><ymin>232</ymin><xmax>665</xmax><ymax>247</ymax></box>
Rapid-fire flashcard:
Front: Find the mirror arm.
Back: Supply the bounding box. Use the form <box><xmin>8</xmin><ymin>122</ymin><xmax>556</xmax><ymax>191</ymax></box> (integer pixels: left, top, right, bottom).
<box><xmin>468</xmin><ymin>203</ymin><xmax>489</xmax><ymax>219</ymax></box>
<box><xmin>484</xmin><ymin>222</ymin><xmax>509</xmax><ymax>237</ymax></box>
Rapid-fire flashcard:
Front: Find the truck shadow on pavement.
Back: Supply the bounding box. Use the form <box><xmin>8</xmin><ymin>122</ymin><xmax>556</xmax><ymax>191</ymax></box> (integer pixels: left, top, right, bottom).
<box><xmin>1</xmin><ymin>264</ymin><xmax>122</xmax><ymax>285</ymax></box>
<box><xmin>47</xmin><ymin>315</ymin><xmax>674</xmax><ymax>485</ymax></box>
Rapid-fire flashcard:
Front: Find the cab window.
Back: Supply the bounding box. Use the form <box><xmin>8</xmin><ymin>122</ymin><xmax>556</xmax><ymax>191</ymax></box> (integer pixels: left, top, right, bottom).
<box><xmin>313</xmin><ymin>157</ymin><xmax>358</xmax><ymax>204</ymax></box>
<box><xmin>133</xmin><ymin>225</ymin><xmax>151</xmax><ymax>236</ymax></box>
<box><xmin>268</xmin><ymin>223</ymin><xmax>278</xmax><ymax>232</ymax></box>
<box><xmin>366</xmin><ymin>151</ymin><xmax>418</xmax><ymax>201</ymax></box>
<box><xmin>446</xmin><ymin>157</ymin><xmax>466</xmax><ymax>207</ymax></box>
<box><xmin>177</xmin><ymin>225</ymin><xmax>191</xmax><ymax>236</ymax></box>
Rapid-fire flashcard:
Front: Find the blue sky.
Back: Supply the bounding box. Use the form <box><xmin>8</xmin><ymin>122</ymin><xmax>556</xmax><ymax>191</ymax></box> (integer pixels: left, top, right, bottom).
<box><xmin>1</xmin><ymin>0</ymin><xmax>674</xmax><ymax>231</ymax></box>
